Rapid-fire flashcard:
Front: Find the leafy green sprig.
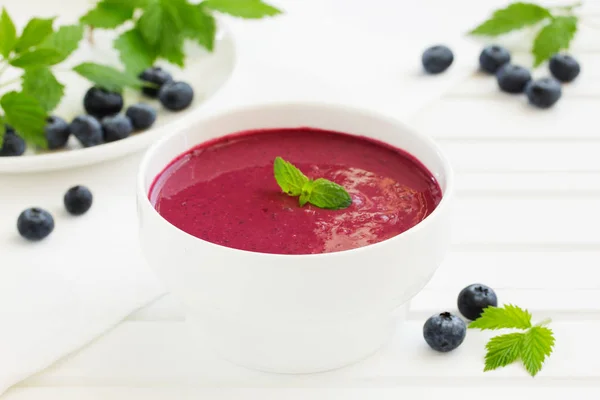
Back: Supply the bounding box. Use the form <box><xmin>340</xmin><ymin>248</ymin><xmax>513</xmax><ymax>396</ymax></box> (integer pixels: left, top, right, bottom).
<box><xmin>469</xmin><ymin>1</ymin><xmax>581</xmax><ymax>66</ymax></box>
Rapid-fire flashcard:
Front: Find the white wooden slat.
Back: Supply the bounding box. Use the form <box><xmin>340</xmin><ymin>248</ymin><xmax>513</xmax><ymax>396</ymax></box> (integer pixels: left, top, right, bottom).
<box><xmin>5</xmin><ymin>387</ymin><xmax>600</xmax><ymax>400</ymax></box>
<box><xmin>456</xmin><ymin>172</ymin><xmax>600</xmax><ymax>193</ymax></box>
<box><xmin>410</xmin><ymin>98</ymin><xmax>600</xmax><ymax>139</ymax></box>
<box><xmin>440</xmin><ymin>140</ymin><xmax>600</xmax><ymax>172</ymax></box>
<box><xmin>23</xmin><ymin>320</ymin><xmax>600</xmax><ymax>387</ymax></box>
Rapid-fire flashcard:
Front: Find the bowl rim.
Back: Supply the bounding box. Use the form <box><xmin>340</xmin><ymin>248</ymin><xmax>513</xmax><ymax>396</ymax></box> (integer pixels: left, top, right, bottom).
<box><xmin>137</xmin><ymin>100</ymin><xmax>454</xmax><ymax>259</ymax></box>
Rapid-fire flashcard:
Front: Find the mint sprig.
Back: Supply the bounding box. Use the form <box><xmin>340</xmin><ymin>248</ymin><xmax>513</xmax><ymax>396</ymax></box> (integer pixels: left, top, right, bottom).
<box><xmin>273</xmin><ymin>157</ymin><xmax>352</xmax><ymax>210</ymax></box>
<box><xmin>469</xmin><ymin>304</ymin><xmax>555</xmax><ymax>376</ymax></box>
<box><xmin>469</xmin><ymin>1</ymin><xmax>581</xmax><ymax>67</ymax></box>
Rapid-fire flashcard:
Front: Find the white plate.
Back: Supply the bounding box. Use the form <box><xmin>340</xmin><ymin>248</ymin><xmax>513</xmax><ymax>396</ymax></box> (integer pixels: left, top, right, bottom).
<box><xmin>0</xmin><ymin>3</ymin><xmax>236</xmax><ymax>173</ymax></box>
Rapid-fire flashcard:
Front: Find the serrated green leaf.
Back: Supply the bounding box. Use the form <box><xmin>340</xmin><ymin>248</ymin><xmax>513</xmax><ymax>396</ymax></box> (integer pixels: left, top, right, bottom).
<box><xmin>9</xmin><ymin>48</ymin><xmax>63</xmax><ymax>68</ymax></box>
<box><xmin>0</xmin><ymin>91</ymin><xmax>47</xmax><ymax>148</ymax></box>
<box><xmin>21</xmin><ymin>67</ymin><xmax>65</xmax><ymax>112</ymax></box>
<box><xmin>308</xmin><ymin>178</ymin><xmax>352</xmax><ymax>210</ymax></box>
<box><xmin>532</xmin><ymin>16</ymin><xmax>578</xmax><ymax>67</ymax></box>
<box><xmin>274</xmin><ymin>156</ymin><xmax>309</xmax><ymax>196</ymax></box>
<box><xmin>520</xmin><ymin>326</ymin><xmax>555</xmax><ymax>376</ymax></box>
<box><xmin>180</xmin><ymin>3</ymin><xmax>216</xmax><ymax>51</ymax></box>
<box><xmin>469</xmin><ymin>2</ymin><xmax>552</xmax><ymax>37</ymax></box>
<box><xmin>14</xmin><ymin>17</ymin><xmax>55</xmax><ymax>53</ymax></box>
<box><xmin>202</xmin><ymin>0</ymin><xmax>282</xmax><ymax>18</ymax></box>
<box><xmin>114</xmin><ymin>29</ymin><xmax>156</xmax><ymax>74</ymax></box>
<box><xmin>103</xmin><ymin>0</ymin><xmax>148</xmax><ymax>6</ymax></box>
<box><xmin>73</xmin><ymin>62</ymin><xmax>142</xmax><ymax>91</ymax></box>
<box><xmin>483</xmin><ymin>332</ymin><xmax>525</xmax><ymax>372</ymax></box>
<box><xmin>80</xmin><ymin>0</ymin><xmax>135</xmax><ymax>29</ymax></box>
<box><xmin>156</xmin><ymin>1</ymin><xmax>186</xmax><ymax>66</ymax></box>
<box><xmin>137</xmin><ymin>0</ymin><xmax>165</xmax><ymax>46</ymax></box>
<box><xmin>469</xmin><ymin>305</ymin><xmax>532</xmax><ymax>330</ymax></box>
<box><xmin>39</xmin><ymin>24</ymin><xmax>84</xmax><ymax>64</ymax></box>
<box><xmin>0</xmin><ymin>8</ymin><xmax>17</xmax><ymax>58</ymax></box>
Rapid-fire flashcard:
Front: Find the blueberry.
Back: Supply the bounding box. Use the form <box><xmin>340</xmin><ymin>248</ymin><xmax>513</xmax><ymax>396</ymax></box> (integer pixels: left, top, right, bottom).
<box><xmin>479</xmin><ymin>45</ymin><xmax>511</xmax><ymax>74</ymax></box>
<box><xmin>496</xmin><ymin>64</ymin><xmax>532</xmax><ymax>94</ymax></box>
<box><xmin>422</xmin><ymin>45</ymin><xmax>454</xmax><ymax>74</ymax></box>
<box><xmin>158</xmin><ymin>81</ymin><xmax>194</xmax><ymax>111</ymax></box>
<box><xmin>17</xmin><ymin>207</ymin><xmax>55</xmax><ymax>241</ymax></box>
<box><xmin>139</xmin><ymin>66</ymin><xmax>173</xmax><ymax>98</ymax></box>
<box><xmin>102</xmin><ymin>114</ymin><xmax>133</xmax><ymax>142</ymax></box>
<box><xmin>0</xmin><ymin>128</ymin><xmax>26</xmax><ymax>156</ymax></box>
<box><xmin>70</xmin><ymin>115</ymin><xmax>103</xmax><ymax>147</ymax></box>
<box><xmin>64</xmin><ymin>185</ymin><xmax>93</xmax><ymax>215</ymax></box>
<box><xmin>423</xmin><ymin>312</ymin><xmax>466</xmax><ymax>352</ymax></box>
<box><xmin>45</xmin><ymin>116</ymin><xmax>70</xmax><ymax>149</ymax></box>
<box><xmin>126</xmin><ymin>103</ymin><xmax>157</xmax><ymax>130</ymax></box>
<box><xmin>526</xmin><ymin>78</ymin><xmax>562</xmax><ymax>109</ymax></box>
<box><xmin>83</xmin><ymin>87</ymin><xmax>123</xmax><ymax>118</ymax></box>
<box><xmin>457</xmin><ymin>284</ymin><xmax>498</xmax><ymax>321</ymax></box>
<box><xmin>549</xmin><ymin>54</ymin><xmax>580</xmax><ymax>83</ymax></box>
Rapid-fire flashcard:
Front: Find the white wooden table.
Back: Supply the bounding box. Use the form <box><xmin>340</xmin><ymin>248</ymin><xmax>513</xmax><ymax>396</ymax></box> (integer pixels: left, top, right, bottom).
<box><xmin>3</xmin><ymin>0</ymin><xmax>600</xmax><ymax>398</ymax></box>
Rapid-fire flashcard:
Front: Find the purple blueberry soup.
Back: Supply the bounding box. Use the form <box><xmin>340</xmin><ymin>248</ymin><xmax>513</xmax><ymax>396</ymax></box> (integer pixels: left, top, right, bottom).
<box><xmin>149</xmin><ymin>128</ymin><xmax>442</xmax><ymax>255</ymax></box>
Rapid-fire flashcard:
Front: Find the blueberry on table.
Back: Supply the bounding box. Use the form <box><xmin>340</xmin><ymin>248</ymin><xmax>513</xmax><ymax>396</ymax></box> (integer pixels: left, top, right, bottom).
<box><xmin>45</xmin><ymin>116</ymin><xmax>70</xmax><ymax>150</ymax></box>
<box><xmin>457</xmin><ymin>284</ymin><xmax>498</xmax><ymax>321</ymax></box>
<box><xmin>0</xmin><ymin>128</ymin><xmax>26</xmax><ymax>156</ymax></box>
<box><xmin>102</xmin><ymin>114</ymin><xmax>133</xmax><ymax>142</ymax></box>
<box><xmin>422</xmin><ymin>45</ymin><xmax>454</xmax><ymax>74</ymax></box>
<box><xmin>126</xmin><ymin>103</ymin><xmax>157</xmax><ymax>130</ymax></box>
<box><xmin>159</xmin><ymin>81</ymin><xmax>194</xmax><ymax>111</ymax></box>
<box><xmin>549</xmin><ymin>54</ymin><xmax>580</xmax><ymax>83</ymax></box>
<box><xmin>496</xmin><ymin>64</ymin><xmax>532</xmax><ymax>94</ymax></box>
<box><xmin>423</xmin><ymin>312</ymin><xmax>466</xmax><ymax>352</ymax></box>
<box><xmin>139</xmin><ymin>66</ymin><xmax>173</xmax><ymax>98</ymax></box>
<box><xmin>479</xmin><ymin>45</ymin><xmax>511</xmax><ymax>74</ymax></box>
<box><xmin>526</xmin><ymin>78</ymin><xmax>562</xmax><ymax>109</ymax></box>
<box><xmin>70</xmin><ymin>115</ymin><xmax>103</xmax><ymax>148</ymax></box>
<box><xmin>83</xmin><ymin>87</ymin><xmax>124</xmax><ymax>118</ymax></box>
<box><xmin>17</xmin><ymin>207</ymin><xmax>55</xmax><ymax>241</ymax></box>
<box><xmin>64</xmin><ymin>185</ymin><xmax>93</xmax><ymax>215</ymax></box>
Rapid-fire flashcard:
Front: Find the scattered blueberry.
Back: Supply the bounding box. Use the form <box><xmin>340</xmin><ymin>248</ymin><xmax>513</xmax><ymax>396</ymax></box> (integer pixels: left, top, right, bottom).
<box><xmin>457</xmin><ymin>284</ymin><xmax>498</xmax><ymax>321</ymax></box>
<box><xmin>83</xmin><ymin>87</ymin><xmax>124</xmax><ymax>118</ymax></box>
<box><xmin>496</xmin><ymin>64</ymin><xmax>532</xmax><ymax>94</ymax></box>
<box><xmin>17</xmin><ymin>207</ymin><xmax>55</xmax><ymax>241</ymax></box>
<box><xmin>70</xmin><ymin>115</ymin><xmax>103</xmax><ymax>147</ymax></box>
<box><xmin>102</xmin><ymin>114</ymin><xmax>133</xmax><ymax>142</ymax></box>
<box><xmin>0</xmin><ymin>127</ymin><xmax>25</xmax><ymax>156</ymax></box>
<box><xmin>422</xmin><ymin>45</ymin><xmax>454</xmax><ymax>74</ymax></box>
<box><xmin>64</xmin><ymin>185</ymin><xmax>93</xmax><ymax>215</ymax></box>
<box><xmin>423</xmin><ymin>312</ymin><xmax>466</xmax><ymax>352</ymax></box>
<box><xmin>126</xmin><ymin>103</ymin><xmax>157</xmax><ymax>130</ymax></box>
<box><xmin>549</xmin><ymin>54</ymin><xmax>580</xmax><ymax>83</ymax></box>
<box><xmin>139</xmin><ymin>66</ymin><xmax>173</xmax><ymax>98</ymax></box>
<box><xmin>45</xmin><ymin>116</ymin><xmax>70</xmax><ymax>150</ymax></box>
<box><xmin>479</xmin><ymin>45</ymin><xmax>511</xmax><ymax>74</ymax></box>
<box><xmin>526</xmin><ymin>78</ymin><xmax>562</xmax><ymax>109</ymax></box>
<box><xmin>159</xmin><ymin>81</ymin><xmax>194</xmax><ymax>111</ymax></box>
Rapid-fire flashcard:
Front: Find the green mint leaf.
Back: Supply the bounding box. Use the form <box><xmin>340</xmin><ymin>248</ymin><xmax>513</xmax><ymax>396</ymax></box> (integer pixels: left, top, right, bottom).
<box><xmin>180</xmin><ymin>3</ymin><xmax>216</xmax><ymax>51</ymax></box>
<box><xmin>80</xmin><ymin>0</ymin><xmax>135</xmax><ymax>29</ymax></box>
<box><xmin>519</xmin><ymin>326</ymin><xmax>555</xmax><ymax>376</ymax></box>
<box><xmin>114</xmin><ymin>29</ymin><xmax>156</xmax><ymax>74</ymax></box>
<box><xmin>273</xmin><ymin>156</ymin><xmax>309</xmax><ymax>196</ymax></box>
<box><xmin>483</xmin><ymin>332</ymin><xmax>525</xmax><ymax>372</ymax></box>
<box><xmin>202</xmin><ymin>0</ymin><xmax>282</xmax><ymax>19</ymax></box>
<box><xmin>0</xmin><ymin>8</ymin><xmax>17</xmax><ymax>58</ymax></box>
<box><xmin>0</xmin><ymin>91</ymin><xmax>47</xmax><ymax>148</ymax></box>
<box><xmin>39</xmin><ymin>24</ymin><xmax>84</xmax><ymax>63</ymax></box>
<box><xmin>136</xmin><ymin>0</ymin><xmax>186</xmax><ymax>66</ymax></box>
<box><xmin>73</xmin><ymin>62</ymin><xmax>142</xmax><ymax>92</ymax></box>
<box><xmin>21</xmin><ymin>67</ymin><xmax>65</xmax><ymax>112</ymax></box>
<box><xmin>9</xmin><ymin>48</ymin><xmax>63</xmax><ymax>68</ymax></box>
<box><xmin>307</xmin><ymin>178</ymin><xmax>352</xmax><ymax>210</ymax></box>
<box><xmin>469</xmin><ymin>304</ymin><xmax>532</xmax><ymax>330</ymax></box>
<box><xmin>14</xmin><ymin>17</ymin><xmax>55</xmax><ymax>53</ymax></box>
<box><xmin>299</xmin><ymin>181</ymin><xmax>312</xmax><ymax>207</ymax></box>
<box><xmin>532</xmin><ymin>16</ymin><xmax>578</xmax><ymax>67</ymax></box>
<box><xmin>137</xmin><ymin>0</ymin><xmax>168</xmax><ymax>46</ymax></box>
<box><xmin>469</xmin><ymin>2</ymin><xmax>552</xmax><ymax>36</ymax></box>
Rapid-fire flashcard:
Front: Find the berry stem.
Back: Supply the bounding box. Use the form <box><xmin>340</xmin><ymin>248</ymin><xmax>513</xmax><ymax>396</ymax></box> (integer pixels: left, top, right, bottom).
<box><xmin>87</xmin><ymin>26</ymin><xmax>96</xmax><ymax>46</ymax></box>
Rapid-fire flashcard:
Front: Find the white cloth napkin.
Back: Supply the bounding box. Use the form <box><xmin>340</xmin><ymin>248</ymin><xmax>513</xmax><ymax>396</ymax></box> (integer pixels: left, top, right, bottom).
<box><xmin>0</xmin><ymin>1</ymin><xmax>479</xmax><ymax>394</ymax></box>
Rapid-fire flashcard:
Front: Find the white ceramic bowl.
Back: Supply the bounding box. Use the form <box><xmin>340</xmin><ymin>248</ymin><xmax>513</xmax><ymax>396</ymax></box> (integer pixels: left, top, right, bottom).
<box><xmin>137</xmin><ymin>102</ymin><xmax>454</xmax><ymax>373</ymax></box>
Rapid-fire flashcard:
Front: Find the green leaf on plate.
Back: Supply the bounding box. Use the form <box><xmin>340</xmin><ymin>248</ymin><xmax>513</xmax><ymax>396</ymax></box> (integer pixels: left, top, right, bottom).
<box><xmin>179</xmin><ymin>3</ymin><xmax>216</xmax><ymax>51</ymax></box>
<box><xmin>114</xmin><ymin>28</ymin><xmax>157</xmax><ymax>74</ymax></box>
<box><xmin>73</xmin><ymin>62</ymin><xmax>143</xmax><ymax>91</ymax></box>
<box><xmin>0</xmin><ymin>7</ymin><xmax>17</xmax><ymax>58</ymax></box>
<box><xmin>80</xmin><ymin>0</ymin><xmax>136</xmax><ymax>29</ymax></box>
<box><xmin>39</xmin><ymin>24</ymin><xmax>84</xmax><ymax>63</ymax></box>
<box><xmin>21</xmin><ymin>67</ymin><xmax>65</xmax><ymax>112</ymax></box>
<box><xmin>0</xmin><ymin>91</ymin><xmax>48</xmax><ymax>148</ymax></box>
<box><xmin>9</xmin><ymin>48</ymin><xmax>63</xmax><ymax>68</ymax></box>
<box><xmin>202</xmin><ymin>0</ymin><xmax>282</xmax><ymax>19</ymax></box>
<box><xmin>14</xmin><ymin>17</ymin><xmax>55</xmax><ymax>53</ymax></box>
